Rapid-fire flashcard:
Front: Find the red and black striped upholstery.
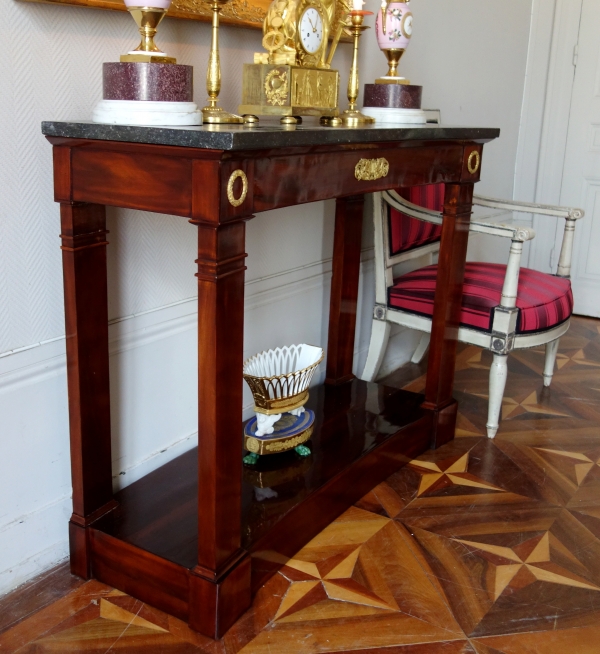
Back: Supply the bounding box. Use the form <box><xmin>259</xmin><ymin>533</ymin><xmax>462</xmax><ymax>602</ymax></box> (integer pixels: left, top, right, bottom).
<box><xmin>388</xmin><ymin>263</ymin><xmax>574</xmax><ymax>334</ymax></box>
<box><xmin>389</xmin><ymin>185</ymin><xmax>444</xmax><ymax>256</ymax></box>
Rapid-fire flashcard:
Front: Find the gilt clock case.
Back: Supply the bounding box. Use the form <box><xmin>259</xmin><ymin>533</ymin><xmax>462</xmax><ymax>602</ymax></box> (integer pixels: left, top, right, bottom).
<box><xmin>239</xmin><ymin>64</ymin><xmax>339</xmax><ymax>118</ymax></box>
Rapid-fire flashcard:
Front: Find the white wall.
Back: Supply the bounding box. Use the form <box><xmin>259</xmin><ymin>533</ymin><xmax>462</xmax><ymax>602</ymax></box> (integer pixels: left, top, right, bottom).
<box><xmin>513</xmin><ymin>0</ymin><xmax>583</xmax><ymax>275</ymax></box>
<box><xmin>0</xmin><ymin>0</ymin><xmax>533</xmax><ymax>595</ymax></box>
<box><xmin>360</xmin><ymin>0</ymin><xmax>533</xmax><ymax>199</ymax></box>
<box><xmin>360</xmin><ymin>0</ymin><xmax>535</xmax><ymax>266</ymax></box>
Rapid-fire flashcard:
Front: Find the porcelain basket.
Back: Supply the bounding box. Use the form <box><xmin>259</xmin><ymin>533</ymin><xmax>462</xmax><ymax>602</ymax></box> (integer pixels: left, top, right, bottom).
<box><xmin>243</xmin><ymin>343</ymin><xmax>323</xmax><ymax>437</ymax></box>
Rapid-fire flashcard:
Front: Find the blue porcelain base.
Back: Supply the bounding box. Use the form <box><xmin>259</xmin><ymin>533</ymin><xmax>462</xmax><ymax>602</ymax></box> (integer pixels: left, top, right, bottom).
<box><xmin>243</xmin><ymin>410</ymin><xmax>314</xmax><ymax>461</ymax></box>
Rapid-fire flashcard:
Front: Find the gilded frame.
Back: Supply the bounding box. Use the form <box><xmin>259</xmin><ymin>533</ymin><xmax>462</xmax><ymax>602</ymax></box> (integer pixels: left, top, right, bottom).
<box><xmin>19</xmin><ymin>0</ymin><xmax>349</xmax><ymax>33</ymax></box>
<box><xmin>19</xmin><ymin>0</ymin><xmax>269</xmax><ymax>30</ymax></box>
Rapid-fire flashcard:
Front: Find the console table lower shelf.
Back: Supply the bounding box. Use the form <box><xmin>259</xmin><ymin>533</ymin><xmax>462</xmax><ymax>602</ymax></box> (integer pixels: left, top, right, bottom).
<box><xmin>87</xmin><ymin>379</ymin><xmax>431</xmax><ymax>625</ymax></box>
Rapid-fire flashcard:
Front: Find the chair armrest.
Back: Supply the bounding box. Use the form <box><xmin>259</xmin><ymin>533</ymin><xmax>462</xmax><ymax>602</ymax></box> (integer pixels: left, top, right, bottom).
<box><xmin>384</xmin><ymin>190</ymin><xmax>536</xmax><ymax>241</ymax></box>
<box><xmin>474</xmin><ymin>194</ymin><xmax>585</xmax><ymax>220</ymax></box>
<box><xmin>470</xmin><ymin>221</ymin><xmax>536</xmax><ymax>242</ymax></box>
<box><xmin>474</xmin><ymin>194</ymin><xmax>585</xmax><ymax>277</ymax></box>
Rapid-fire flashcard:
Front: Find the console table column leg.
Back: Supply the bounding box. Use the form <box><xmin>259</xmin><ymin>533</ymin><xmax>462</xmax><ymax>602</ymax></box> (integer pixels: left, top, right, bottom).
<box><xmin>60</xmin><ymin>202</ymin><xmax>115</xmax><ymax>579</ymax></box>
<box><xmin>326</xmin><ymin>195</ymin><xmax>364</xmax><ymax>385</ymax></box>
<box><xmin>423</xmin><ymin>183</ymin><xmax>474</xmax><ymax>449</ymax></box>
<box><xmin>189</xmin><ymin>220</ymin><xmax>251</xmax><ymax>639</ymax></box>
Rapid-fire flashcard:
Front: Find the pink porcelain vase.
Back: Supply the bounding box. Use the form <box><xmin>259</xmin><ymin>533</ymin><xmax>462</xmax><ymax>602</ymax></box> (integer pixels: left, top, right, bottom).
<box><xmin>123</xmin><ymin>0</ymin><xmax>171</xmax><ymax>8</ymax></box>
<box><xmin>375</xmin><ymin>1</ymin><xmax>412</xmax><ymax>80</ymax></box>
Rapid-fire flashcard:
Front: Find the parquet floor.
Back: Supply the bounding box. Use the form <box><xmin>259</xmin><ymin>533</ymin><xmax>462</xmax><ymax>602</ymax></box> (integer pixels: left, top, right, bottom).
<box><xmin>2</xmin><ymin>316</ymin><xmax>600</xmax><ymax>653</ymax></box>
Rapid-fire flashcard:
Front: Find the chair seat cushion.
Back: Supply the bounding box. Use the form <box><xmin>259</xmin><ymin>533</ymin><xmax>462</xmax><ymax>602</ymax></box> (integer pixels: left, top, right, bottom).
<box><xmin>388</xmin><ymin>262</ymin><xmax>574</xmax><ymax>334</ymax></box>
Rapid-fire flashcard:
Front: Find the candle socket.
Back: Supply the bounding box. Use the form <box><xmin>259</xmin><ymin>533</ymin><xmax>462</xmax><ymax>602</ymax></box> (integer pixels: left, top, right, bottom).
<box><xmin>203</xmin><ymin>0</ymin><xmax>244</xmax><ymax>124</ymax></box>
<box><xmin>340</xmin><ymin>11</ymin><xmax>375</xmax><ymax>127</ymax></box>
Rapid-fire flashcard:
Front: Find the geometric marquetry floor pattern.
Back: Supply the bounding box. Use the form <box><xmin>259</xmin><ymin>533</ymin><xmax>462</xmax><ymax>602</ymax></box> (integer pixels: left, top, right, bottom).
<box><xmin>2</xmin><ymin>316</ymin><xmax>600</xmax><ymax>653</ymax></box>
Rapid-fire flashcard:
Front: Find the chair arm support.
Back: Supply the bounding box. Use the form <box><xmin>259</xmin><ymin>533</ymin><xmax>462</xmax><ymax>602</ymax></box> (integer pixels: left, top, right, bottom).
<box><xmin>500</xmin><ymin>239</ymin><xmax>524</xmax><ymax>309</ymax></box>
<box><xmin>474</xmin><ymin>194</ymin><xmax>585</xmax><ymax>221</ymax></box>
<box><xmin>557</xmin><ymin>217</ymin><xmax>578</xmax><ymax>278</ymax></box>
<box><xmin>384</xmin><ymin>190</ymin><xmax>536</xmax><ymax>241</ymax></box>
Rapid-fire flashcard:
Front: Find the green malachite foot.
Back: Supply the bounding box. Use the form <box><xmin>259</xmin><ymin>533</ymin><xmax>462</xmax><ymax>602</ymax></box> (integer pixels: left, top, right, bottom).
<box><xmin>243</xmin><ymin>452</ymin><xmax>260</xmax><ymax>465</ymax></box>
<box><xmin>294</xmin><ymin>445</ymin><xmax>311</xmax><ymax>457</ymax></box>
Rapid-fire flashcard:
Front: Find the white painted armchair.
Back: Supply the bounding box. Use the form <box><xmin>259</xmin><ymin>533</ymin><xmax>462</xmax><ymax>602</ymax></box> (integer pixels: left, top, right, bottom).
<box><xmin>361</xmin><ymin>187</ymin><xmax>584</xmax><ymax>438</ymax></box>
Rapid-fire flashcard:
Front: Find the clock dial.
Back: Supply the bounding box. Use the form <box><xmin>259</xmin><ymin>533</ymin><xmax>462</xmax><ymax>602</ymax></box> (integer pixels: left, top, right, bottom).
<box><xmin>299</xmin><ymin>7</ymin><xmax>324</xmax><ymax>54</ymax></box>
<box><xmin>401</xmin><ymin>12</ymin><xmax>413</xmax><ymax>37</ymax></box>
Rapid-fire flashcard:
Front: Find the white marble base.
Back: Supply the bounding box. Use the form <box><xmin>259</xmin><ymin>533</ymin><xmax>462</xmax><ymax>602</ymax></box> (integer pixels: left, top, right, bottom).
<box><xmin>362</xmin><ymin>107</ymin><xmax>427</xmax><ymax>125</ymax></box>
<box><xmin>92</xmin><ymin>100</ymin><xmax>202</xmax><ymax>126</ymax></box>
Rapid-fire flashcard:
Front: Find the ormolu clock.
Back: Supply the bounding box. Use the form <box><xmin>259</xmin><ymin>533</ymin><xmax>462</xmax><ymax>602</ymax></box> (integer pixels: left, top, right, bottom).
<box><xmin>238</xmin><ymin>0</ymin><xmax>345</xmax><ymax>124</ymax></box>
<box><xmin>297</xmin><ymin>0</ymin><xmax>327</xmax><ymax>65</ymax></box>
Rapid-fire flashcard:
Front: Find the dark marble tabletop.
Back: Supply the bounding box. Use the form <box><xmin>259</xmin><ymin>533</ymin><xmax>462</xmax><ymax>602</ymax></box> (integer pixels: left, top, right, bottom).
<box><xmin>42</xmin><ymin>120</ymin><xmax>500</xmax><ymax>151</ymax></box>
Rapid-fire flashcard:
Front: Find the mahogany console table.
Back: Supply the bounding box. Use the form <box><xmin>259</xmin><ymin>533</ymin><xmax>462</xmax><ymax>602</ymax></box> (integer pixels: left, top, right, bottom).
<box><xmin>42</xmin><ymin>120</ymin><xmax>499</xmax><ymax>639</ymax></box>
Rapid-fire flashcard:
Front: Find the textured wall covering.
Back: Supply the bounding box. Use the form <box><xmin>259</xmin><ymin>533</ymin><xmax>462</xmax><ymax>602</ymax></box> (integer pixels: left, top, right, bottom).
<box><xmin>0</xmin><ymin>0</ymin><xmax>279</xmax><ymax>354</ymax></box>
<box><xmin>0</xmin><ymin>0</ymin><xmax>356</xmax><ymax>594</ymax></box>
<box><xmin>360</xmin><ymin>0</ymin><xmax>533</xmax><ymax>201</ymax></box>
<box><xmin>0</xmin><ymin>0</ymin><xmax>533</xmax><ymax>354</ymax></box>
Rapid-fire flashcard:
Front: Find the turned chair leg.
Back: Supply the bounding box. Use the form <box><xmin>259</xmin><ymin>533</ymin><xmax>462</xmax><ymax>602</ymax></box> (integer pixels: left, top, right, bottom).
<box><xmin>486</xmin><ymin>353</ymin><xmax>508</xmax><ymax>439</ymax></box>
<box><xmin>543</xmin><ymin>339</ymin><xmax>560</xmax><ymax>387</ymax></box>
<box><xmin>361</xmin><ymin>319</ymin><xmax>391</xmax><ymax>382</ymax></box>
<box><xmin>411</xmin><ymin>332</ymin><xmax>430</xmax><ymax>364</ymax></box>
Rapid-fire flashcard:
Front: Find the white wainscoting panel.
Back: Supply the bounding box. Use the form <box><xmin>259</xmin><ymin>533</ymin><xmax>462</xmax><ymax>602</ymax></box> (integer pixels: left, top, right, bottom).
<box><xmin>0</xmin><ymin>245</ymin><xmax>389</xmax><ymax>596</ymax></box>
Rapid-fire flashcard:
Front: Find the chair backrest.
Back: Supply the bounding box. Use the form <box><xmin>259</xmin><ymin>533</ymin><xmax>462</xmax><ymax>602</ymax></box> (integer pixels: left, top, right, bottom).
<box><xmin>389</xmin><ymin>185</ymin><xmax>445</xmax><ymax>257</ymax></box>
<box><xmin>372</xmin><ymin>183</ymin><xmax>446</xmax><ymax>306</ymax></box>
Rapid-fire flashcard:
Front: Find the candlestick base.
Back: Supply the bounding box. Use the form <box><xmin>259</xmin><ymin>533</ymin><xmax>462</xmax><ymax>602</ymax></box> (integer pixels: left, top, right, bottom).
<box><xmin>202</xmin><ymin>106</ymin><xmax>244</xmax><ymax>124</ymax></box>
<box><xmin>340</xmin><ymin>108</ymin><xmax>375</xmax><ymax>127</ymax></box>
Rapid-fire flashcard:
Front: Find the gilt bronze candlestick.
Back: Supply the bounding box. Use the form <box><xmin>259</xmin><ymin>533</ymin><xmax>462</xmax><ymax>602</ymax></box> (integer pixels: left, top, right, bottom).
<box><xmin>202</xmin><ymin>0</ymin><xmax>244</xmax><ymax>124</ymax></box>
<box><xmin>340</xmin><ymin>10</ymin><xmax>375</xmax><ymax>126</ymax></box>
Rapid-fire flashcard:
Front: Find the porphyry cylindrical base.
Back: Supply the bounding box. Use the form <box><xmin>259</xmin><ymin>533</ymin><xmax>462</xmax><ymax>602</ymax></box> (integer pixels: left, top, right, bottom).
<box><xmin>103</xmin><ymin>62</ymin><xmax>193</xmax><ymax>102</ymax></box>
<box><xmin>363</xmin><ymin>83</ymin><xmax>423</xmax><ymax>109</ymax></box>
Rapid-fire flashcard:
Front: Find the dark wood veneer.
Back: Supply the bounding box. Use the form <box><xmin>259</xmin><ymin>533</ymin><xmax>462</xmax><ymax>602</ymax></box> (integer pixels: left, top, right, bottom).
<box><xmin>326</xmin><ymin>196</ymin><xmax>365</xmax><ymax>385</ymax></box>
<box><xmin>91</xmin><ymin>380</ymin><xmax>427</xmax><ymax>619</ymax></box>
<box><xmin>72</xmin><ymin>149</ymin><xmax>193</xmax><ymax>216</ymax></box>
<box><xmin>253</xmin><ymin>143</ymin><xmax>463</xmax><ymax>210</ymax></box>
<box><xmin>93</xmin><ymin>381</ymin><xmax>423</xmax><ymax>562</ymax></box>
<box><xmin>46</xmin><ymin>127</ymin><xmax>496</xmax><ymax>638</ymax></box>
